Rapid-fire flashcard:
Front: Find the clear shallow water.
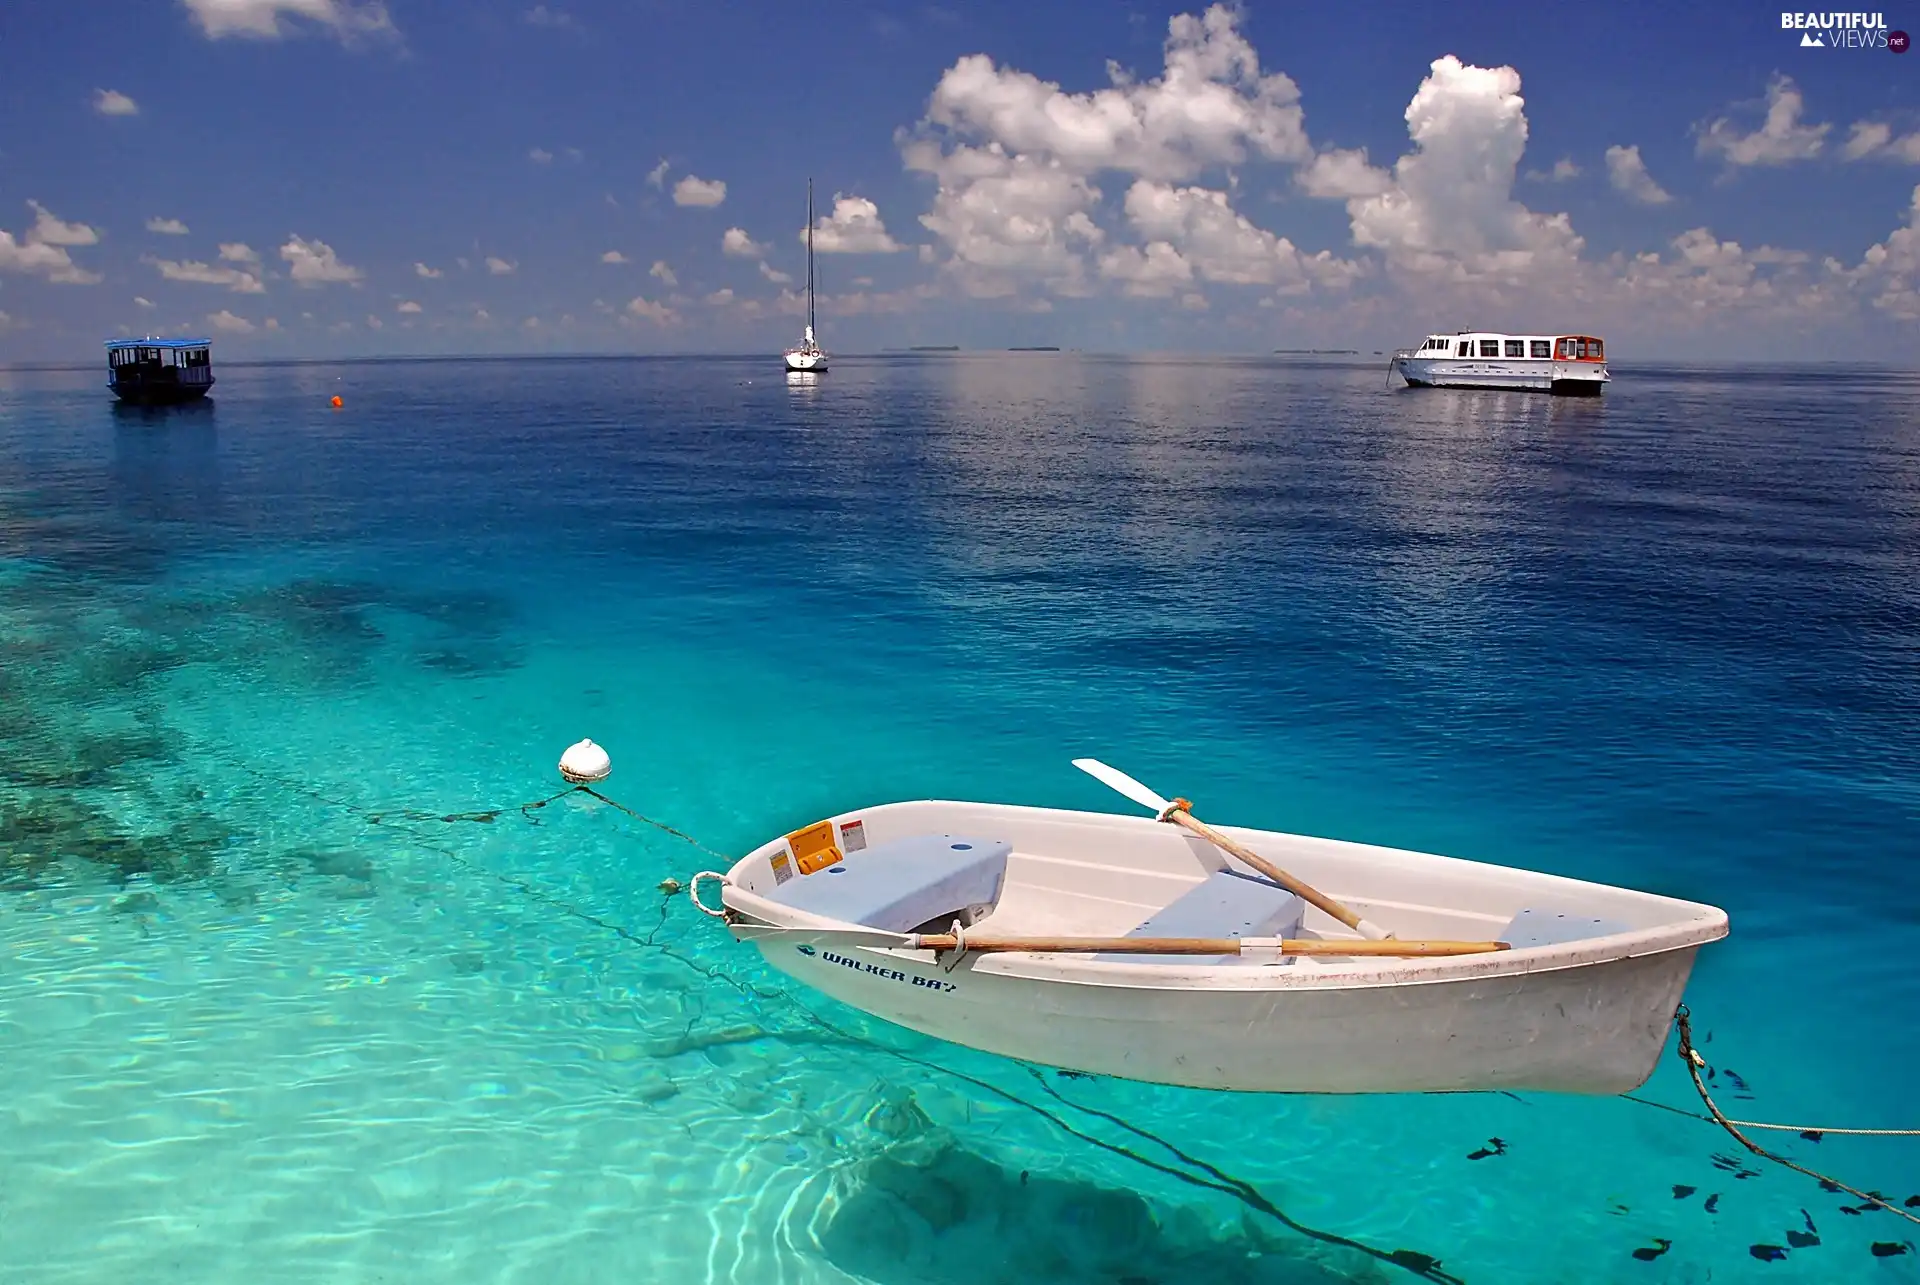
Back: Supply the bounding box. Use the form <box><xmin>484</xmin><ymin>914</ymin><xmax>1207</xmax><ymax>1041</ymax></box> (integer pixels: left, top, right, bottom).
<box><xmin>2</xmin><ymin>354</ymin><xmax>1917</xmax><ymax>1284</ymax></box>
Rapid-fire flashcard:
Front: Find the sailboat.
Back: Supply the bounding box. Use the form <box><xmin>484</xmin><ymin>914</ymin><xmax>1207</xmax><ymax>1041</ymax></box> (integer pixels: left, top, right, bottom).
<box><xmin>784</xmin><ymin>178</ymin><xmax>828</xmax><ymax>374</ymax></box>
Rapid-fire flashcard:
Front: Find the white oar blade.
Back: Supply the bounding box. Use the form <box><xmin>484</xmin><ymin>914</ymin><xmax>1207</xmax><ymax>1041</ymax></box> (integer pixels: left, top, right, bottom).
<box><xmin>730</xmin><ymin>924</ymin><xmax>916</xmax><ymax>950</ymax></box>
<box><xmin>1071</xmin><ymin>757</ymin><xmax>1172</xmax><ymax>814</ymax></box>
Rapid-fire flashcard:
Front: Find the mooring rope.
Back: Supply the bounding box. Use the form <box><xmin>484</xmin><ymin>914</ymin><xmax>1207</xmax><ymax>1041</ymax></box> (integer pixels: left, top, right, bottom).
<box><xmin>1624</xmin><ymin>1092</ymin><xmax>1920</xmax><ymax>1138</ymax></box>
<box><xmin>160</xmin><ymin>748</ymin><xmax>1464</xmax><ymax>1280</ymax></box>
<box><xmin>123</xmin><ymin>743</ymin><xmax>1920</xmax><ymax>1260</ymax></box>
<box><xmin>1670</xmin><ymin>1005</ymin><xmax>1920</xmax><ymax>1227</ymax></box>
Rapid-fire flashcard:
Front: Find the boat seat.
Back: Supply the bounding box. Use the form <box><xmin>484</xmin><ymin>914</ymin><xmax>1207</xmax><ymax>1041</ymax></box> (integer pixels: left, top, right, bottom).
<box><xmin>1499</xmin><ymin>907</ymin><xmax>1632</xmax><ymax>949</ymax></box>
<box><xmin>1100</xmin><ymin>869</ymin><xmax>1305</xmax><ymax>966</ymax></box>
<box><xmin>761</xmin><ymin>834</ymin><xmax>1011</xmax><ymax>933</ymax></box>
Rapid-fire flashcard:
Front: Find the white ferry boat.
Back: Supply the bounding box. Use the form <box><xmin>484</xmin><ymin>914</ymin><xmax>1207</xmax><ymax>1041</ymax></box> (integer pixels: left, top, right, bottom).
<box><xmin>1392</xmin><ymin>331</ymin><xmax>1608</xmax><ymax>395</ymax></box>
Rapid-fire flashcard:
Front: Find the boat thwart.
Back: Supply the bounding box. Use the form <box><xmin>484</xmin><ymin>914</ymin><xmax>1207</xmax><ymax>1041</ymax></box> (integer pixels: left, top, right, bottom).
<box><xmin>701</xmin><ymin>761</ymin><xmax>1728</xmax><ymax>1095</ymax></box>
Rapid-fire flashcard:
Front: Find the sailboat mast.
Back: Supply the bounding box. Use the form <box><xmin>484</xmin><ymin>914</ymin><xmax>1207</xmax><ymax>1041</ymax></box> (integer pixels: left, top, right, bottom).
<box><xmin>805</xmin><ymin>177</ymin><xmax>816</xmax><ymax>338</ymax></box>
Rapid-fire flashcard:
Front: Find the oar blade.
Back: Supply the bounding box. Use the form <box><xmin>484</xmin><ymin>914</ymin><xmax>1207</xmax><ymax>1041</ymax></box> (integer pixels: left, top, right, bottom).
<box><xmin>1071</xmin><ymin>757</ymin><xmax>1172</xmax><ymax>814</ymax></box>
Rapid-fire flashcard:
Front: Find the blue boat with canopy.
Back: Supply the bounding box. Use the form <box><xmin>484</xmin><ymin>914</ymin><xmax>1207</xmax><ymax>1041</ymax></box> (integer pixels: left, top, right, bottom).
<box><xmin>105</xmin><ymin>337</ymin><xmax>215</xmax><ymax>404</ymax></box>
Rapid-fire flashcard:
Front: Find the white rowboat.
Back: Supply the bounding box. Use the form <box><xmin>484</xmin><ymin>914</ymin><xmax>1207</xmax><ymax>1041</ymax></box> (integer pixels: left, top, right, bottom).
<box><xmin>705</xmin><ymin>764</ymin><xmax>1730</xmax><ymax>1095</ymax></box>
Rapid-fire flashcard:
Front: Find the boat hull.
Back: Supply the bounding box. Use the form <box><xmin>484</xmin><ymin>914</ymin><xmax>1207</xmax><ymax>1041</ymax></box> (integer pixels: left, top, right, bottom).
<box><xmin>719</xmin><ymin>798</ymin><xmax>1727</xmax><ymax>1095</ymax></box>
<box><xmin>1395</xmin><ymin>357</ymin><xmax>1605</xmax><ymax>395</ymax></box>
<box><xmin>784</xmin><ymin>352</ymin><xmax>828</xmax><ymax>372</ymax></box>
<box><xmin>108</xmin><ymin>380</ymin><xmax>215</xmax><ymax>405</ymax></box>
<box><xmin>747</xmin><ymin>928</ymin><xmax>1699</xmax><ymax>1095</ymax></box>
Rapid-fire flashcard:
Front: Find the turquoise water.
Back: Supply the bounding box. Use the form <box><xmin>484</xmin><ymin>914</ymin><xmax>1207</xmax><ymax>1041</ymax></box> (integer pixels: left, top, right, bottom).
<box><xmin>2</xmin><ymin>354</ymin><xmax>1916</xmax><ymax>1283</ymax></box>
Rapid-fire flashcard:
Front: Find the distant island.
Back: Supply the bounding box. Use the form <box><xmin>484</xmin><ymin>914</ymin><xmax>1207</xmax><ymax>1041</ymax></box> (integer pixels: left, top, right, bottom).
<box><xmin>1009</xmin><ymin>346</ymin><xmax>1060</xmax><ymax>352</ymax></box>
<box><xmin>909</xmin><ymin>345</ymin><xmax>960</xmax><ymax>351</ymax></box>
<box><xmin>1273</xmin><ymin>348</ymin><xmax>1359</xmax><ymax>355</ymax></box>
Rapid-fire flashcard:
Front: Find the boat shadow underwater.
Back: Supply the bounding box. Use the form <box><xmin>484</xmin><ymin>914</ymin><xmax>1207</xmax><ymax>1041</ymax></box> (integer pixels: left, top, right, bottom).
<box><xmin>816</xmin><ymin>1123</ymin><xmax>1376</xmax><ymax>1285</ymax></box>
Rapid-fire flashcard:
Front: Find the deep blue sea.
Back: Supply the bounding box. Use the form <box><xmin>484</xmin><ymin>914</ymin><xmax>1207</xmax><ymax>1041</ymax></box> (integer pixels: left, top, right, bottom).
<box><xmin>2</xmin><ymin>354</ymin><xmax>1917</xmax><ymax>1284</ymax></box>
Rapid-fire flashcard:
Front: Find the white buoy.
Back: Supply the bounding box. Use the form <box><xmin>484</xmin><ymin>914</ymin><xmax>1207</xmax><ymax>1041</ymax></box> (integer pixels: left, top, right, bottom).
<box><xmin>558</xmin><ymin>738</ymin><xmax>611</xmax><ymax>784</ymax></box>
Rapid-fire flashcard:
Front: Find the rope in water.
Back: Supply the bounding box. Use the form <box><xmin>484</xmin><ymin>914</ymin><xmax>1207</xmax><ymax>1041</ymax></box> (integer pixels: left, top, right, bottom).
<box><xmin>172</xmin><ymin>752</ymin><xmax>1465</xmax><ymax>1282</ymax></box>
<box><xmin>1624</xmin><ymin>1093</ymin><xmax>1920</xmax><ymax>1138</ymax></box>
<box><xmin>153</xmin><ymin>744</ymin><xmax>1920</xmax><ymax>1255</ymax></box>
<box><xmin>1669</xmin><ymin>1005</ymin><xmax>1920</xmax><ymax>1227</ymax></box>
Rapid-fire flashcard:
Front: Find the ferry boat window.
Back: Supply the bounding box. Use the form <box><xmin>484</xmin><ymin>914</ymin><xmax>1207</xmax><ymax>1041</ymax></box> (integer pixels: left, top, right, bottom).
<box><xmin>1457</xmin><ymin>341</ymin><xmax>1470</xmax><ymax>355</ymax></box>
<box><xmin>1504</xmin><ymin>340</ymin><xmax>1524</xmax><ymax>357</ymax></box>
<box><xmin>1555</xmin><ymin>338</ymin><xmax>1573</xmax><ymax>359</ymax></box>
<box><xmin>1479</xmin><ymin>340</ymin><xmax>1499</xmax><ymax>357</ymax></box>
<box><xmin>1530</xmin><ymin>340</ymin><xmax>1551</xmax><ymax>358</ymax></box>
<box><xmin>1589</xmin><ymin>338</ymin><xmax>1604</xmax><ymax>359</ymax></box>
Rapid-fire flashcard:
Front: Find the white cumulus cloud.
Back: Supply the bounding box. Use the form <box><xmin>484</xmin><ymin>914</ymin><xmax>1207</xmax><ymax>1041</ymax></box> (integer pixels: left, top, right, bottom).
<box><xmin>207</xmin><ymin>308</ymin><xmax>255</xmax><ymax>333</ymax></box>
<box><xmin>601</xmin><ymin>249</ymin><xmax>630</xmax><ymax>264</ymax></box>
<box><xmin>0</xmin><ymin>202</ymin><xmax>103</xmax><ymax>284</ymax></box>
<box><xmin>1297</xmin><ymin>148</ymin><xmax>1394</xmax><ymax>200</ymax></box>
<box><xmin>529</xmin><ymin>147</ymin><xmax>553</xmax><ymax>164</ymax></box>
<box><xmin>1695</xmin><ymin>75</ymin><xmax>1828</xmax><ymax>168</ymax></box>
<box><xmin>397</xmin><ymin>299</ymin><xmax>422</xmax><ymax>313</ymax></box>
<box><xmin>1120</xmin><ymin>180</ymin><xmax>1358</xmax><ymax>293</ymax></box>
<box><xmin>808</xmin><ymin>196</ymin><xmax>902</xmax><ymax>253</ymax></box>
<box><xmin>625</xmin><ymin>295</ymin><xmax>677</xmax><ymax>324</ymax></box>
<box><xmin>649</xmin><ymin>259</ymin><xmax>677</xmax><ymax>285</ymax></box>
<box><xmin>673</xmin><ymin>175</ymin><xmax>727</xmax><ymax>207</ymax></box>
<box><xmin>1605</xmin><ymin>144</ymin><xmax>1672</xmax><ymax>204</ymax></box>
<box><xmin>904</xmin><ymin>5</ymin><xmax>1315</xmax><ymax>297</ymax></box>
<box><xmin>281</xmin><ymin>234</ymin><xmax>363</xmax><ymax>285</ymax></box>
<box><xmin>1524</xmin><ymin>157</ymin><xmax>1581</xmax><ymax>182</ymax></box>
<box><xmin>147</xmin><ymin>217</ymin><xmax>190</xmax><ymax>234</ymax></box>
<box><xmin>220</xmin><ymin>242</ymin><xmax>261</xmax><ymax>263</ymax></box>
<box><xmin>94</xmin><ymin>89</ymin><xmax>139</xmax><ymax>116</ymax></box>
<box><xmin>1842</xmin><ymin>120</ymin><xmax>1920</xmax><ymax>163</ymax></box>
<box><xmin>1837</xmin><ymin>185</ymin><xmax>1920</xmax><ymax>318</ymax></box>
<box><xmin>181</xmin><ymin>0</ymin><xmax>395</xmax><ymax>41</ymax></box>
<box><xmin>646</xmin><ymin>159</ymin><xmax>670</xmax><ymax>189</ymax></box>
<box><xmin>722</xmin><ymin>227</ymin><xmax>769</xmax><ymax>258</ymax></box>
<box><xmin>27</xmin><ymin>201</ymin><xmax>99</xmax><ymax>247</ymax></box>
<box><xmin>1327</xmin><ymin>56</ymin><xmax>1584</xmax><ymax>283</ymax></box>
<box><xmin>486</xmin><ymin>255</ymin><xmax>516</xmax><ymax>275</ymax></box>
<box><xmin>146</xmin><ymin>255</ymin><xmax>266</xmax><ymax>293</ymax></box>
<box><xmin>919</xmin><ymin>4</ymin><xmax>1308</xmax><ymax>181</ymax></box>
<box><xmin>758</xmin><ymin>260</ymin><xmax>792</xmax><ymax>285</ymax></box>
<box><xmin>414</xmin><ymin>261</ymin><xmax>442</xmax><ymax>278</ymax></box>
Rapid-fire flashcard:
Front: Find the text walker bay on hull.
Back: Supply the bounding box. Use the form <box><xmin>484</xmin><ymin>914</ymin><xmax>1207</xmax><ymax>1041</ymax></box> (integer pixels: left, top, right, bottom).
<box><xmin>783</xmin><ymin>178</ymin><xmax>827</xmax><ymax>374</ymax></box>
<box><xmin>694</xmin><ymin>759</ymin><xmax>1728</xmax><ymax>1096</ymax></box>
<box><xmin>1392</xmin><ymin>331</ymin><xmax>1608</xmax><ymax>395</ymax></box>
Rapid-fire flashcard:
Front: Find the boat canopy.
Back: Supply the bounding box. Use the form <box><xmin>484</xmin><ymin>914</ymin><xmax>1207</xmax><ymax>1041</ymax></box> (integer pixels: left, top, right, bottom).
<box><xmin>105</xmin><ymin>338</ymin><xmax>213</xmax><ymax>369</ymax></box>
<box><xmin>105</xmin><ymin>337</ymin><xmax>213</xmax><ymax>351</ymax></box>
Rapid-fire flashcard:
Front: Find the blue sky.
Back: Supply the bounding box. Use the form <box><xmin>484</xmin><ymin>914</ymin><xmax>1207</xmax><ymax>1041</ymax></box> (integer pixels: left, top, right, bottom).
<box><xmin>3</xmin><ymin>1</ymin><xmax>1919</xmax><ymax>360</ymax></box>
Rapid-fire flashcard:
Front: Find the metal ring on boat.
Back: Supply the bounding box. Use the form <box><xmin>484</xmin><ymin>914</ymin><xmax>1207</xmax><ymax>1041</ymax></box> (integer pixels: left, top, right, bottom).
<box><xmin>688</xmin><ymin>870</ymin><xmax>730</xmax><ymax>919</ymax></box>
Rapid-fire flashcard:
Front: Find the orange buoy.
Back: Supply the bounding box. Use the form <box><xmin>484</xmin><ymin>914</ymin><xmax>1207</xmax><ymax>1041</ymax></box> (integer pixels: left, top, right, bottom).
<box><xmin>330</xmin><ymin>395</ymin><xmax>343</xmax><ymax>408</ymax></box>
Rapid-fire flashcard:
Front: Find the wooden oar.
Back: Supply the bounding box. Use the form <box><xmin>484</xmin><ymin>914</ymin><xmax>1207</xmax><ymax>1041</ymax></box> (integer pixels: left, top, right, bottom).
<box><xmin>915</xmin><ymin>933</ymin><xmax>1505</xmax><ymax>958</ymax></box>
<box><xmin>1073</xmin><ymin>757</ymin><xmax>1393</xmax><ymax>940</ymax></box>
<box><xmin>727</xmin><ymin>922</ymin><xmax>1506</xmax><ymax>957</ymax></box>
